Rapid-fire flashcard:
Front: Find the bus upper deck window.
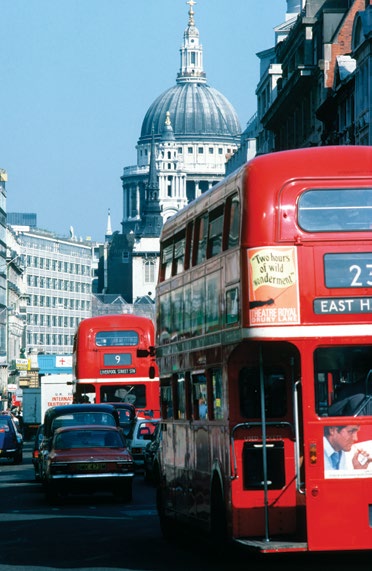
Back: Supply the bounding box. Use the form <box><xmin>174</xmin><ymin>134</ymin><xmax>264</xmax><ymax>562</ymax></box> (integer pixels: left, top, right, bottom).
<box><xmin>173</xmin><ymin>234</ymin><xmax>185</xmax><ymax>275</ymax></box>
<box><xmin>161</xmin><ymin>241</ymin><xmax>174</xmax><ymax>280</ymax></box>
<box><xmin>96</xmin><ymin>330</ymin><xmax>139</xmax><ymax>347</ymax></box>
<box><xmin>298</xmin><ymin>188</ymin><xmax>372</xmax><ymax>232</ymax></box>
<box><xmin>207</xmin><ymin>206</ymin><xmax>224</xmax><ymax>258</ymax></box>
<box><xmin>226</xmin><ymin>194</ymin><xmax>240</xmax><ymax>249</ymax></box>
<box><xmin>194</xmin><ymin>214</ymin><xmax>208</xmax><ymax>265</ymax></box>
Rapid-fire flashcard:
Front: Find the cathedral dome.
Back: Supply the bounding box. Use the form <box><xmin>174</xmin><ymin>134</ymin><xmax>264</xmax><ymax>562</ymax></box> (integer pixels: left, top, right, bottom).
<box><xmin>138</xmin><ymin>2</ymin><xmax>241</xmax><ymax>146</ymax></box>
<box><xmin>140</xmin><ymin>82</ymin><xmax>241</xmax><ymax>144</ymax></box>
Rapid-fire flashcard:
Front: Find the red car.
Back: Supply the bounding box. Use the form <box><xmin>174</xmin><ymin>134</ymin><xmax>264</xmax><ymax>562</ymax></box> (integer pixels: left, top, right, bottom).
<box><xmin>44</xmin><ymin>424</ymin><xmax>134</xmax><ymax>504</ymax></box>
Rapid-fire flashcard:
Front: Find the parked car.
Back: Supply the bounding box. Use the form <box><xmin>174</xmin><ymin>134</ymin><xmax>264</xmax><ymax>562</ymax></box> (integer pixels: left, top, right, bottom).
<box><xmin>143</xmin><ymin>421</ymin><xmax>162</xmax><ymax>484</ymax></box>
<box><xmin>39</xmin><ymin>403</ymin><xmax>121</xmax><ymax>483</ymax></box>
<box><xmin>44</xmin><ymin>424</ymin><xmax>134</xmax><ymax>504</ymax></box>
<box><xmin>127</xmin><ymin>417</ymin><xmax>160</xmax><ymax>470</ymax></box>
<box><xmin>106</xmin><ymin>402</ymin><xmax>137</xmax><ymax>438</ymax></box>
<box><xmin>32</xmin><ymin>423</ymin><xmax>44</xmax><ymax>481</ymax></box>
<box><xmin>0</xmin><ymin>412</ymin><xmax>23</xmax><ymax>464</ymax></box>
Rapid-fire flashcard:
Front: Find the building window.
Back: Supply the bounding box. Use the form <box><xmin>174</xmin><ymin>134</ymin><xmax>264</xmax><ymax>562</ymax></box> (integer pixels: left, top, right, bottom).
<box><xmin>198</xmin><ymin>147</ymin><xmax>204</xmax><ymax>154</ymax></box>
<box><xmin>144</xmin><ymin>260</ymin><xmax>155</xmax><ymax>283</ymax></box>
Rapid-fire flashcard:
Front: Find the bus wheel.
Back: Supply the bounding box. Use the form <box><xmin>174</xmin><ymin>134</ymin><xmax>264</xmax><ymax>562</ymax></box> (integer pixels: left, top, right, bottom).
<box><xmin>156</xmin><ymin>485</ymin><xmax>177</xmax><ymax>541</ymax></box>
<box><xmin>210</xmin><ymin>479</ymin><xmax>228</xmax><ymax>546</ymax></box>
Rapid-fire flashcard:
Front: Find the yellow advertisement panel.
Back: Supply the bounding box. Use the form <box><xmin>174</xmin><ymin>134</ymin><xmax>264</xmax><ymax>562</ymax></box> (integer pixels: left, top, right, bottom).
<box><xmin>248</xmin><ymin>246</ymin><xmax>300</xmax><ymax>326</ymax></box>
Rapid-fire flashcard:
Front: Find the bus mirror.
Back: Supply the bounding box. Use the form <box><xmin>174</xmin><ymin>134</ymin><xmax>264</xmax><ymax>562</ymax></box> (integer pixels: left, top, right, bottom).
<box><xmin>137</xmin><ymin>347</ymin><xmax>156</xmax><ymax>358</ymax></box>
<box><xmin>137</xmin><ymin>349</ymin><xmax>148</xmax><ymax>357</ymax></box>
<box><xmin>149</xmin><ymin>366</ymin><xmax>156</xmax><ymax>379</ymax></box>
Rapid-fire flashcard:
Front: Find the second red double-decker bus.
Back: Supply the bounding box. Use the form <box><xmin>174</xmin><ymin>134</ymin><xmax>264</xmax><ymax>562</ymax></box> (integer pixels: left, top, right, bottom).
<box><xmin>72</xmin><ymin>314</ymin><xmax>160</xmax><ymax>418</ymax></box>
<box><xmin>155</xmin><ymin>146</ymin><xmax>372</xmax><ymax>553</ymax></box>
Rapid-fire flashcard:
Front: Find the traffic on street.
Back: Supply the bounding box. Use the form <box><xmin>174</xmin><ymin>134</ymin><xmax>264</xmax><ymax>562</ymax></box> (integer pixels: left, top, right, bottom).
<box><xmin>0</xmin><ymin>440</ymin><xmax>369</xmax><ymax>571</ymax></box>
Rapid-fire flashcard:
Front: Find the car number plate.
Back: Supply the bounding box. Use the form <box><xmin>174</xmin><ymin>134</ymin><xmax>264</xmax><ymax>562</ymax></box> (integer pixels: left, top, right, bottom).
<box><xmin>77</xmin><ymin>462</ymin><xmax>106</xmax><ymax>472</ymax></box>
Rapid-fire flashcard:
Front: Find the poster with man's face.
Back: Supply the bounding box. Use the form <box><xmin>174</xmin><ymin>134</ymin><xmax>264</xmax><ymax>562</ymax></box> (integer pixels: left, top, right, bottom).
<box><xmin>324</xmin><ymin>425</ymin><xmax>372</xmax><ymax>478</ymax></box>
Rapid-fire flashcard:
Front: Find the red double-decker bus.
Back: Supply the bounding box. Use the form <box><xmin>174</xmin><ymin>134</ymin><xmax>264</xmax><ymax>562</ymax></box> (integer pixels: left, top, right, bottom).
<box><xmin>72</xmin><ymin>314</ymin><xmax>160</xmax><ymax>418</ymax></box>
<box><xmin>155</xmin><ymin>146</ymin><xmax>372</xmax><ymax>553</ymax></box>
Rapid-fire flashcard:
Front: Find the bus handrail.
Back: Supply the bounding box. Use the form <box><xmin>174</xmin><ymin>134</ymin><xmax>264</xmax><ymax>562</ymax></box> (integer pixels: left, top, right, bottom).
<box><xmin>230</xmin><ymin>421</ymin><xmax>294</xmax><ymax>480</ymax></box>
<box><xmin>293</xmin><ymin>380</ymin><xmax>305</xmax><ymax>494</ymax></box>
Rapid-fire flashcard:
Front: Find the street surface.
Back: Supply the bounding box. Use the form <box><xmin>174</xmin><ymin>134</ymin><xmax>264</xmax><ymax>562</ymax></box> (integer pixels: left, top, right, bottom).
<box><xmin>0</xmin><ymin>441</ymin><xmax>369</xmax><ymax>571</ymax></box>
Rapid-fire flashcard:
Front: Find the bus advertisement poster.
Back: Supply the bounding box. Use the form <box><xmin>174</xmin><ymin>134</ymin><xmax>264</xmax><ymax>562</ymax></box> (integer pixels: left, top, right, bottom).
<box><xmin>248</xmin><ymin>245</ymin><xmax>300</xmax><ymax>326</ymax></box>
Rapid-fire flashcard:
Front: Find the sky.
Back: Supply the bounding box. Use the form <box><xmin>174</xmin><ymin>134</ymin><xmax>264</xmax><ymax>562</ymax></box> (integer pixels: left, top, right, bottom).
<box><xmin>0</xmin><ymin>0</ymin><xmax>287</xmax><ymax>243</ymax></box>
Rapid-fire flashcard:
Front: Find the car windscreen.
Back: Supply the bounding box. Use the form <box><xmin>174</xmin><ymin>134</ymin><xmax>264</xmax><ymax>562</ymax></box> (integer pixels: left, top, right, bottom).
<box><xmin>54</xmin><ymin>429</ymin><xmax>123</xmax><ymax>449</ymax></box>
<box><xmin>51</xmin><ymin>412</ymin><xmax>116</xmax><ymax>433</ymax></box>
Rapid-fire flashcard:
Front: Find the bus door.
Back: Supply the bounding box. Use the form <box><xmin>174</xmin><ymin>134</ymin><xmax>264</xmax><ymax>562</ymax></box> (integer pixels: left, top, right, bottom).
<box><xmin>305</xmin><ymin>344</ymin><xmax>372</xmax><ymax>551</ymax></box>
<box><xmin>230</xmin><ymin>342</ymin><xmax>303</xmax><ymax>540</ymax></box>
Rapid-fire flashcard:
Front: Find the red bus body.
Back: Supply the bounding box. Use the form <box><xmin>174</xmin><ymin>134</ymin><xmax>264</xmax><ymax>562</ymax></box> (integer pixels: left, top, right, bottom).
<box><xmin>156</xmin><ymin>146</ymin><xmax>372</xmax><ymax>553</ymax></box>
<box><xmin>72</xmin><ymin>314</ymin><xmax>160</xmax><ymax>418</ymax></box>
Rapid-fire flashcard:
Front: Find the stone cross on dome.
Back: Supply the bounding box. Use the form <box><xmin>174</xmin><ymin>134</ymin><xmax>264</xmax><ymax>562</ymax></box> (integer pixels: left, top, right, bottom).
<box><xmin>187</xmin><ymin>0</ymin><xmax>196</xmax><ymax>25</ymax></box>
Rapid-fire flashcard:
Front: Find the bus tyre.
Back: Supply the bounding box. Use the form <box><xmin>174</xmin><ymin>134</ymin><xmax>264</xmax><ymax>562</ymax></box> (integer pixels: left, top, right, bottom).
<box><xmin>152</xmin><ymin>462</ymin><xmax>160</xmax><ymax>487</ymax></box>
<box><xmin>157</xmin><ymin>485</ymin><xmax>177</xmax><ymax>542</ymax></box>
<box><xmin>210</xmin><ymin>480</ymin><xmax>228</xmax><ymax>546</ymax></box>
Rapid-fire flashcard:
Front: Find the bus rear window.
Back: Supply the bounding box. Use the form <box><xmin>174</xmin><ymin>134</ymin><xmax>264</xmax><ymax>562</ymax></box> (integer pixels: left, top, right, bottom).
<box><xmin>298</xmin><ymin>188</ymin><xmax>372</xmax><ymax>231</ymax></box>
<box><xmin>96</xmin><ymin>331</ymin><xmax>139</xmax><ymax>347</ymax></box>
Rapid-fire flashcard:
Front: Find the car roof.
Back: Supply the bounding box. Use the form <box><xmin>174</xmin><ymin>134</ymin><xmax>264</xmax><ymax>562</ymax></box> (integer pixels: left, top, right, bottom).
<box><xmin>43</xmin><ymin>404</ymin><xmax>120</xmax><ymax>436</ymax></box>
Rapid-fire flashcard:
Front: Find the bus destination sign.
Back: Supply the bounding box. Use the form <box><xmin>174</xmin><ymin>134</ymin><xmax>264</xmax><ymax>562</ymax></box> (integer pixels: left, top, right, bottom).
<box><xmin>100</xmin><ymin>368</ymin><xmax>136</xmax><ymax>375</ymax></box>
<box><xmin>314</xmin><ymin>297</ymin><xmax>372</xmax><ymax>314</ymax></box>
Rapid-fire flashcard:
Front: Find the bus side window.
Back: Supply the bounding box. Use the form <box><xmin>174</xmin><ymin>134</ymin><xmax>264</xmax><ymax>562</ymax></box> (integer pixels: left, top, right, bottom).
<box><xmin>192</xmin><ymin>373</ymin><xmax>208</xmax><ymax>420</ymax></box>
<box><xmin>226</xmin><ymin>287</ymin><xmax>239</xmax><ymax>325</ymax></box>
<box><xmin>225</xmin><ymin>193</ymin><xmax>240</xmax><ymax>249</ymax></box>
<box><xmin>211</xmin><ymin>368</ymin><xmax>223</xmax><ymax>419</ymax></box>
<box><xmin>184</xmin><ymin>221</ymin><xmax>193</xmax><ymax>271</ymax></box>
<box><xmin>194</xmin><ymin>214</ymin><xmax>208</xmax><ymax>266</ymax></box>
<box><xmin>161</xmin><ymin>381</ymin><xmax>173</xmax><ymax>419</ymax></box>
<box><xmin>176</xmin><ymin>373</ymin><xmax>186</xmax><ymax>419</ymax></box>
<box><xmin>207</xmin><ymin>206</ymin><xmax>224</xmax><ymax>258</ymax></box>
<box><xmin>172</xmin><ymin>232</ymin><xmax>185</xmax><ymax>276</ymax></box>
<box><xmin>185</xmin><ymin>371</ymin><xmax>192</xmax><ymax>420</ymax></box>
<box><xmin>161</xmin><ymin>241</ymin><xmax>174</xmax><ymax>281</ymax></box>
